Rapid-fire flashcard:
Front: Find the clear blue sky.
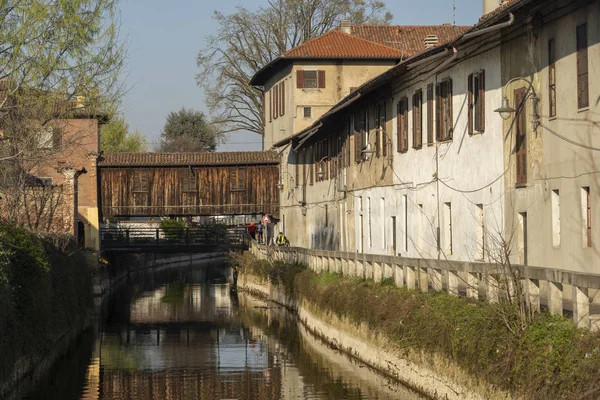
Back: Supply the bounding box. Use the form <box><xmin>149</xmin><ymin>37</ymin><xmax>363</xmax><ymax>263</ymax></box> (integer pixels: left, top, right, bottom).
<box><xmin>118</xmin><ymin>0</ymin><xmax>484</xmax><ymax>152</ymax></box>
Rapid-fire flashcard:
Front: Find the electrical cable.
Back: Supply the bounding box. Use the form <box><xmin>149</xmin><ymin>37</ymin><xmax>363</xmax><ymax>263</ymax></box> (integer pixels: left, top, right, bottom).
<box><xmin>539</xmin><ymin>121</ymin><xmax>600</xmax><ymax>152</ymax></box>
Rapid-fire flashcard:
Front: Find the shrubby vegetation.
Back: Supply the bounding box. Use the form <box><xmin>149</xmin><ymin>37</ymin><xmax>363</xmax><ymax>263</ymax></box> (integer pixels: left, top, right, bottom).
<box><xmin>235</xmin><ymin>252</ymin><xmax>600</xmax><ymax>399</ymax></box>
<box><xmin>0</xmin><ymin>222</ymin><xmax>92</xmax><ymax>385</ymax></box>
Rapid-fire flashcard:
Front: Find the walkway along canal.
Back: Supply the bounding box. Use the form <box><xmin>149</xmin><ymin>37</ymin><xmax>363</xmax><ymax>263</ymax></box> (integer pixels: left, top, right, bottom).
<box><xmin>25</xmin><ymin>261</ymin><xmax>424</xmax><ymax>399</ymax></box>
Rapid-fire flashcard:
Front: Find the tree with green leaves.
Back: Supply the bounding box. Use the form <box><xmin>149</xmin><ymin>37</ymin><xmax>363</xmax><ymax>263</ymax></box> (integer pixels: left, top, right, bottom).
<box><xmin>100</xmin><ymin>118</ymin><xmax>147</xmax><ymax>153</ymax></box>
<box><xmin>0</xmin><ymin>0</ymin><xmax>125</xmax><ymax>231</ymax></box>
<box><xmin>157</xmin><ymin>108</ymin><xmax>223</xmax><ymax>153</ymax></box>
<box><xmin>196</xmin><ymin>0</ymin><xmax>392</xmax><ymax>136</ymax></box>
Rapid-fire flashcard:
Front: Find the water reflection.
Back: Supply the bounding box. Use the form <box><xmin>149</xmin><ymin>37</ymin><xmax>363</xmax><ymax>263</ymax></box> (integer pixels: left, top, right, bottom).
<box><xmin>28</xmin><ymin>266</ymin><xmax>424</xmax><ymax>400</ymax></box>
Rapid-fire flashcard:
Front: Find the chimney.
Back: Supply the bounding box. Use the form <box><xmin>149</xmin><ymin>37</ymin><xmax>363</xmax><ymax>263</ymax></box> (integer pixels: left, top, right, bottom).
<box><xmin>340</xmin><ymin>19</ymin><xmax>351</xmax><ymax>34</ymax></box>
<box><xmin>424</xmin><ymin>35</ymin><xmax>439</xmax><ymax>49</ymax></box>
<box><xmin>482</xmin><ymin>0</ymin><xmax>503</xmax><ymax>15</ymax></box>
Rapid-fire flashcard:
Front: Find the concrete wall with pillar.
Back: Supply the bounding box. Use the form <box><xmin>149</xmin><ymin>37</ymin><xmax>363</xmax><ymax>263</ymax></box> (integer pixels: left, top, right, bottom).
<box><xmin>251</xmin><ymin>244</ymin><xmax>600</xmax><ymax>330</ymax></box>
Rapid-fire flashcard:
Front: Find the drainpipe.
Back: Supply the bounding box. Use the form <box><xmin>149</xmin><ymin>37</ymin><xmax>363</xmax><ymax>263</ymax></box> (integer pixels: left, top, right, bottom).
<box><xmin>462</xmin><ymin>13</ymin><xmax>515</xmax><ymax>40</ymax></box>
<box><xmin>407</xmin><ymin>48</ymin><xmax>450</xmax><ymax>69</ymax></box>
<box><xmin>422</xmin><ymin>47</ymin><xmax>458</xmax><ymax>82</ymax></box>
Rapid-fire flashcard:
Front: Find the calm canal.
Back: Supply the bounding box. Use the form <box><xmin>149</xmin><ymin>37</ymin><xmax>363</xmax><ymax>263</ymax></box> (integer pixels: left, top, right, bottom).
<box><xmin>26</xmin><ymin>265</ymin><xmax>425</xmax><ymax>399</ymax></box>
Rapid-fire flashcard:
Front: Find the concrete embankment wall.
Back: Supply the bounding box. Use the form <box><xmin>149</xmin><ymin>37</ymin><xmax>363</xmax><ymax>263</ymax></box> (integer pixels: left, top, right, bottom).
<box><xmin>237</xmin><ymin>273</ymin><xmax>499</xmax><ymax>400</ymax></box>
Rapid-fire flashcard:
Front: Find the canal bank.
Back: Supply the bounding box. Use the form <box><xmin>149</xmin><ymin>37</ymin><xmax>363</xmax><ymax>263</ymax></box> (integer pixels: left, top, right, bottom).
<box><xmin>235</xmin><ymin>250</ymin><xmax>600</xmax><ymax>400</ymax></box>
<box><xmin>27</xmin><ymin>261</ymin><xmax>426</xmax><ymax>399</ymax></box>
<box><xmin>1</xmin><ymin>241</ymin><xmax>227</xmax><ymax>400</ymax></box>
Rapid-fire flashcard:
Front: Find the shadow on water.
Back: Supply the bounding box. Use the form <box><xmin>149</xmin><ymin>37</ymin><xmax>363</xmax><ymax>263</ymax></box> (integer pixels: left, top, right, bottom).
<box><xmin>26</xmin><ymin>262</ymin><xmax>425</xmax><ymax>400</ymax></box>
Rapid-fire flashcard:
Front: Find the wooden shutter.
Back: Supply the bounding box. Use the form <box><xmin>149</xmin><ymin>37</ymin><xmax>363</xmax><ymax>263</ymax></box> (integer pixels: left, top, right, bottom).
<box><xmin>280</xmin><ymin>82</ymin><xmax>285</xmax><ymax>116</ymax></box>
<box><xmin>427</xmin><ymin>84</ymin><xmax>433</xmax><ymax>145</ymax></box>
<box><xmin>576</xmin><ymin>24</ymin><xmax>589</xmax><ymax>109</ymax></box>
<box><xmin>273</xmin><ymin>86</ymin><xmax>278</xmax><ymax>120</ymax></box>
<box><xmin>269</xmin><ymin>91</ymin><xmax>272</xmax><ymax>122</ymax></box>
<box><xmin>548</xmin><ymin>39</ymin><xmax>556</xmax><ymax>118</ymax></box>
<box><xmin>515</xmin><ymin>89</ymin><xmax>527</xmax><ymax>185</ymax></box>
<box><xmin>468</xmin><ymin>73</ymin><xmax>474</xmax><ymax>134</ymax></box>
<box><xmin>435</xmin><ymin>83</ymin><xmax>441</xmax><ymax>141</ymax></box>
<box><xmin>309</xmin><ymin>146</ymin><xmax>314</xmax><ymax>185</ymax></box>
<box><xmin>318</xmin><ymin>70</ymin><xmax>326</xmax><ymax>88</ymax></box>
<box><xmin>375</xmin><ymin>105</ymin><xmax>381</xmax><ymax>157</ymax></box>
<box><xmin>479</xmin><ymin>70</ymin><xmax>485</xmax><ymax>132</ymax></box>
<box><xmin>402</xmin><ymin>98</ymin><xmax>408</xmax><ymax>151</ymax></box>
<box><xmin>447</xmin><ymin>78</ymin><xmax>453</xmax><ymax>139</ymax></box>
<box><xmin>354</xmin><ymin>111</ymin><xmax>362</xmax><ymax>162</ymax></box>
<box><xmin>295</xmin><ymin>151</ymin><xmax>300</xmax><ymax>187</ymax></box>
<box><xmin>297</xmin><ymin>70</ymin><xmax>304</xmax><ymax>88</ymax></box>
<box><xmin>382</xmin><ymin>102</ymin><xmax>387</xmax><ymax>157</ymax></box>
<box><xmin>412</xmin><ymin>91</ymin><xmax>422</xmax><ymax>149</ymax></box>
<box><xmin>396</xmin><ymin>101</ymin><xmax>402</xmax><ymax>152</ymax></box>
<box><xmin>301</xmin><ymin>148</ymin><xmax>306</xmax><ymax>186</ymax></box>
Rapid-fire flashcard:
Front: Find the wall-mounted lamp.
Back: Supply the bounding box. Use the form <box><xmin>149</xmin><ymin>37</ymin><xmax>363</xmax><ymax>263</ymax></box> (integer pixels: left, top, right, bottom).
<box><xmin>494</xmin><ymin>77</ymin><xmax>539</xmax><ymax>127</ymax></box>
<box><xmin>276</xmin><ymin>170</ymin><xmax>292</xmax><ymax>192</ymax></box>
<box><xmin>316</xmin><ymin>156</ymin><xmax>331</xmax><ymax>179</ymax></box>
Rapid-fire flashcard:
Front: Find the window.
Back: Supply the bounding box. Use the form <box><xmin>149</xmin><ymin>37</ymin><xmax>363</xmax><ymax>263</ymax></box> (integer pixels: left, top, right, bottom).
<box><xmin>39</xmin><ymin>177</ymin><xmax>53</xmax><ymax>186</ymax></box>
<box><xmin>182</xmin><ymin>169</ymin><xmax>196</xmax><ymax>192</ymax></box>
<box><xmin>468</xmin><ymin>71</ymin><xmax>485</xmax><ymax>133</ymax></box>
<box><xmin>518</xmin><ymin>212</ymin><xmax>528</xmax><ymax>265</ymax></box>
<box><xmin>367</xmin><ymin>197</ymin><xmax>372</xmax><ymax>248</ymax></box>
<box><xmin>444</xmin><ymin>202</ymin><xmax>453</xmax><ymax>255</ymax></box>
<box><xmin>375</xmin><ymin>103</ymin><xmax>384</xmax><ymax>157</ymax></box>
<box><xmin>426</xmin><ymin>84</ymin><xmax>433</xmax><ymax>145</ymax></box>
<box><xmin>397</xmin><ymin>97</ymin><xmax>408</xmax><ymax>152</ymax></box>
<box><xmin>476</xmin><ymin>204</ymin><xmax>485</xmax><ymax>259</ymax></box>
<box><xmin>412</xmin><ymin>90</ymin><xmax>423</xmax><ymax>148</ymax></box>
<box><xmin>381</xmin><ymin>197</ymin><xmax>386</xmax><ymax>249</ymax></box>
<box><xmin>391</xmin><ymin>216</ymin><xmax>397</xmax><ymax>253</ymax></box>
<box><xmin>551</xmin><ymin>189</ymin><xmax>561</xmax><ymax>247</ymax></box>
<box><xmin>435</xmin><ymin>78</ymin><xmax>453</xmax><ymax>141</ymax></box>
<box><xmin>576</xmin><ymin>23</ymin><xmax>589</xmax><ymax>109</ymax></box>
<box><xmin>403</xmin><ymin>195</ymin><xmax>408</xmax><ymax>252</ymax></box>
<box><xmin>548</xmin><ymin>38</ymin><xmax>556</xmax><ymax>117</ymax></box>
<box><xmin>133</xmin><ymin>170</ymin><xmax>149</xmax><ymax>192</ymax></box>
<box><xmin>515</xmin><ymin>88</ymin><xmax>527</xmax><ymax>185</ymax></box>
<box><xmin>279</xmin><ymin>81</ymin><xmax>285</xmax><ymax>116</ymax></box>
<box><xmin>296</xmin><ymin>70</ymin><xmax>325</xmax><ymax>89</ymax></box>
<box><xmin>38</xmin><ymin>126</ymin><xmax>61</xmax><ymax>149</ymax></box>
<box><xmin>582</xmin><ymin>187</ymin><xmax>591</xmax><ymax>247</ymax></box>
<box><xmin>230</xmin><ymin>168</ymin><xmax>246</xmax><ymax>191</ymax></box>
<box><xmin>303</xmin><ymin>106</ymin><xmax>312</xmax><ymax>118</ymax></box>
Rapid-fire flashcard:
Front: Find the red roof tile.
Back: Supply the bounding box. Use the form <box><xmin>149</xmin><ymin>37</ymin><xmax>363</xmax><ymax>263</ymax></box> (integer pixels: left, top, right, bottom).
<box><xmin>283</xmin><ymin>30</ymin><xmax>404</xmax><ymax>59</ymax></box>
<box><xmin>348</xmin><ymin>25</ymin><xmax>471</xmax><ymax>58</ymax></box>
<box><xmin>98</xmin><ymin>151</ymin><xmax>279</xmax><ymax>167</ymax></box>
<box><xmin>479</xmin><ymin>0</ymin><xmax>522</xmax><ymax>22</ymax></box>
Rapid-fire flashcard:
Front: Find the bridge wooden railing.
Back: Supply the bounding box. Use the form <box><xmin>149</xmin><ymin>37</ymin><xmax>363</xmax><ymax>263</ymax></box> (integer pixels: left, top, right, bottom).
<box><xmin>101</xmin><ymin>226</ymin><xmax>249</xmax><ymax>251</ymax></box>
<box><xmin>251</xmin><ymin>244</ymin><xmax>600</xmax><ymax>330</ymax></box>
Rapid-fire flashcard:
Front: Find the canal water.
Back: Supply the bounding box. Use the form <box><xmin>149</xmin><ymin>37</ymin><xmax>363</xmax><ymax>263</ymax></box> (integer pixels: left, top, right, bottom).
<box><xmin>26</xmin><ymin>265</ymin><xmax>425</xmax><ymax>400</ymax></box>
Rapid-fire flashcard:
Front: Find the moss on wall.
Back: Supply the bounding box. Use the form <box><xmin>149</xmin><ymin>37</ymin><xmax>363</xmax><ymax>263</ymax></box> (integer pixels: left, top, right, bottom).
<box><xmin>0</xmin><ymin>222</ymin><xmax>92</xmax><ymax>386</ymax></box>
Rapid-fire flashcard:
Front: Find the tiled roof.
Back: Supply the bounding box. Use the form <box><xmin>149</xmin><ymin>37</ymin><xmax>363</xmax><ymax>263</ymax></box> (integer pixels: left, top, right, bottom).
<box><xmin>480</xmin><ymin>0</ymin><xmax>522</xmax><ymax>22</ymax></box>
<box><xmin>283</xmin><ymin>30</ymin><xmax>404</xmax><ymax>58</ymax></box>
<box><xmin>98</xmin><ymin>151</ymin><xmax>279</xmax><ymax>167</ymax></box>
<box><xmin>348</xmin><ymin>25</ymin><xmax>471</xmax><ymax>58</ymax></box>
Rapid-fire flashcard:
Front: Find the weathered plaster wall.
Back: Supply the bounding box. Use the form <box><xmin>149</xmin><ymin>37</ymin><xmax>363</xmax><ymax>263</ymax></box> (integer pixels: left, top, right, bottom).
<box><xmin>502</xmin><ymin>0</ymin><xmax>600</xmax><ymax>273</ymax></box>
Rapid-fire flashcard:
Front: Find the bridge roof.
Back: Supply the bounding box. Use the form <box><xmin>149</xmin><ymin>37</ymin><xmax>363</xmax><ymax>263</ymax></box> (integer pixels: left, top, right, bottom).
<box><xmin>98</xmin><ymin>151</ymin><xmax>279</xmax><ymax>167</ymax></box>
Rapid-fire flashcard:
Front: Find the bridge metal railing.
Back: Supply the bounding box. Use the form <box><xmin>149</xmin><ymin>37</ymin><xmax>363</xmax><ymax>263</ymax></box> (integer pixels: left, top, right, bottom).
<box><xmin>101</xmin><ymin>226</ymin><xmax>248</xmax><ymax>249</ymax></box>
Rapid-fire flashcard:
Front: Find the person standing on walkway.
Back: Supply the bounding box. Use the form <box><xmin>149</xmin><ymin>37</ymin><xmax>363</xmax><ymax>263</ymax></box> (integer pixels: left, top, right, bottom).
<box><xmin>247</xmin><ymin>221</ymin><xmax>257</xmax><ymax>240</ymax></box>
<box><xmin>257</xmin><ymin>222</ymin><xmax>263</xmax><ymax>243</ymax></box>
